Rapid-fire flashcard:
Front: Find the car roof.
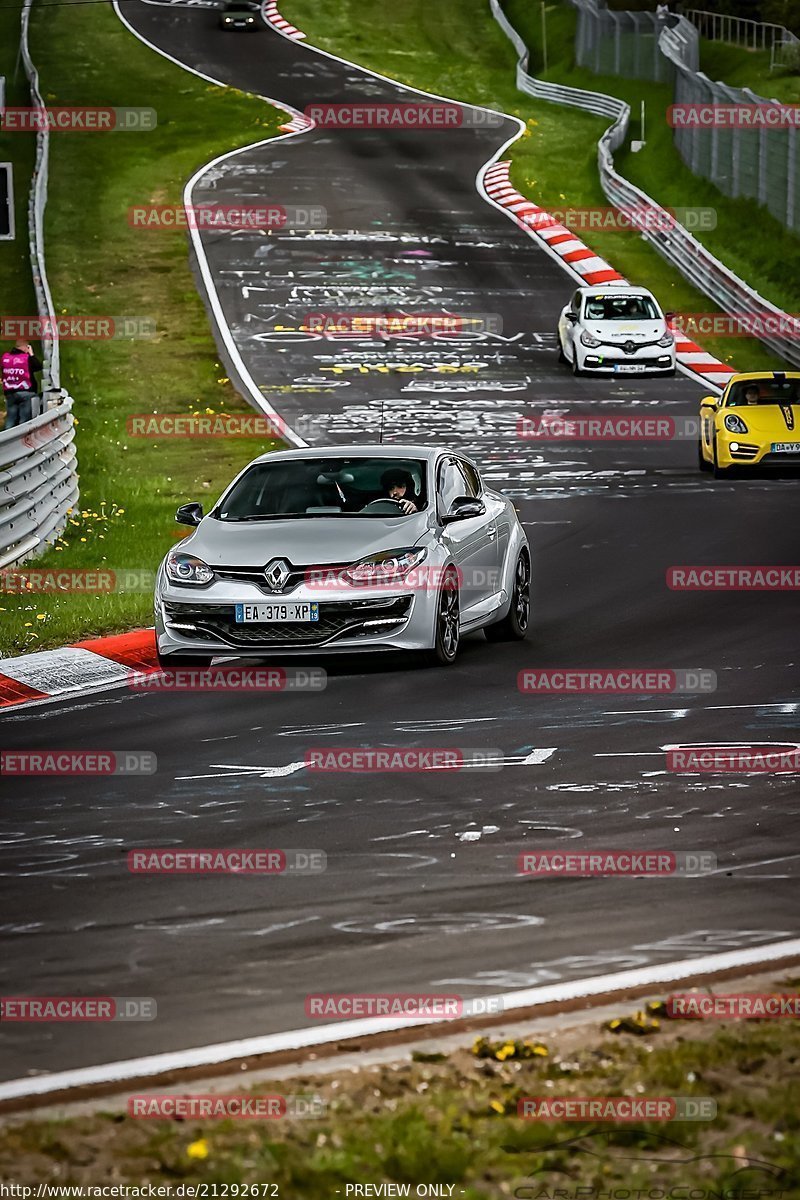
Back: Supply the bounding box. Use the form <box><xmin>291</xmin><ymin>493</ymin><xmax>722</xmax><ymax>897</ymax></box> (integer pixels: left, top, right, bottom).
<box><xmin>578</xmin><ymin>285</ymin><xmax>656</xmax><ymax>297</ymax></box>
<box><xmin>248</xmin><ymin>444</ymin><xmax>469</xmax><ymax>466</ymax></box>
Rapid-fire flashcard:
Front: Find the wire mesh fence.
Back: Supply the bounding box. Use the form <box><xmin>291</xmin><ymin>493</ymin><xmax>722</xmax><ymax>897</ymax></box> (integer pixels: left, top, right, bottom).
<box><xmin>572</xmin><ymin>0</ymin><xmax>800</xmax><ymax>234</ymax></box>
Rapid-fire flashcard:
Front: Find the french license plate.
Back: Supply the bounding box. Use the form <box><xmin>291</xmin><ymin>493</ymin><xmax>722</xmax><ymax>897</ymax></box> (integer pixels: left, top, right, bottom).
<box><xmin>613</xmin><ymin>364</ymin><xmax>648</xmax><ymax>374</ymax></box>
<box><xmin>771</xmin><ymin>442</ymin><xmax>800</xmax><ymax>454</ymax></box>
<box><xmin>234</xmin><ymin>602</ymin><xmax>319</xmax><ymax>623</ymax></box>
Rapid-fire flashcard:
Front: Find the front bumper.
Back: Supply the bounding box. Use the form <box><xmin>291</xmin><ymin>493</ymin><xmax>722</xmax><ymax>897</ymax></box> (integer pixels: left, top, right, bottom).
<box><xmin>155</xmin><ymin>579</ymin><xmax>438</xmax><ymax>657</ymax></box>
<box><xmin>717</xmin><ymin>435</ymin><xmax>800</xmax><ymax>468</ymax></box>
<box><xmin>577</xmin><ymin>344</ymin><xmax>675</xmax><ymax>374</ymax></box>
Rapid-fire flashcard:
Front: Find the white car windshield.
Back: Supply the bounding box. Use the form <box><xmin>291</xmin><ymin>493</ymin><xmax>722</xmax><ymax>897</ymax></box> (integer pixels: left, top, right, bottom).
<box><xmin>216</xmin><ymin>457</ymin><xmax>428</xmax><ymax>520</ymax></box>
<box><xmin>583</xmin><ymin>295</ymin><xmax>659</xmax><ymax>321</ymax></box>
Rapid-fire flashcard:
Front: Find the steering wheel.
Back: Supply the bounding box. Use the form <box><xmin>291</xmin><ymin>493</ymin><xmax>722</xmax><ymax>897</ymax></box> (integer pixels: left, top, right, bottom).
<box><xmin>359</xmin><ymin>498</ymin><xmax>407</xmax><ymax>513</ymax></box>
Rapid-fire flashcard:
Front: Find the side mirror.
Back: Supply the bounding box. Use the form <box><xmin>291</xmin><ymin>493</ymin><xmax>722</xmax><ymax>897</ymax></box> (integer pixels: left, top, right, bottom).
<box><xmin>442</xmin><ymin>497</ymin><xmax>486</xmax><ymax>524</ymax></box>
<box><xmin>175</xmin><ymin>502</ymin><xmax>204</xmax><ymax>527</ymax></box>
<box><xmin>566</xmin><ymin>311</ymin><xmax>579</xmax><ymax>324</ymax></box>
<box><xmin>699</xmin><ymin>396</ymin><xmax>719</xmax><ymax>411</ymax></box>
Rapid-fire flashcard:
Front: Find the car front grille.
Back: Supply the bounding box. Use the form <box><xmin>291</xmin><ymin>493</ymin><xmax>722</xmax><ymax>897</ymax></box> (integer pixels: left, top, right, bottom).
<box><xmin>163</xmin><ymin>597</ymin><xmax>413</xmax><ymax>648</ymax></box>
<box><xmin>757</xmin><ymin>452</ymin><xmax>800</xmax><ymax>466</ymax></box>
<box><xmin>215</xmin><ymin>562</ymin><xmax>351</xmax><ymax>594</ymax></box>
<box><xmin>601</xmin><ymin>338</ymin><xmax>663</xmax><ymax>352</ymax></box>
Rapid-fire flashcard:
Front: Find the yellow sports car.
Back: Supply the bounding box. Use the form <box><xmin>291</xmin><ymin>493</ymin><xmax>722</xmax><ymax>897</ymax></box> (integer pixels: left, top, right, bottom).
<box><xmin>699</xmin><ymin>371</ymin><xmax>800</xmax><ymax>477</ymax></box>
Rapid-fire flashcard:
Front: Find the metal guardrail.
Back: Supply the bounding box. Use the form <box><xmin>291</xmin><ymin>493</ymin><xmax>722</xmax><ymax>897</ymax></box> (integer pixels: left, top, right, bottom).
<box><xmin>0</xmin><ymin>398</ymin><xmax>78</xmax><ymax>569</ymax></box>
<box><xmin>1</xmin><ymin>0</ymin><xmax>79</xmax><ymax>568</ymax></box>
<box><xmin>573</xmin><ymin>0</ymin><xmax>800</xmax><ymax>236</ymax></box>
<box><xmin>490</xmin><ymin>0</ymin><xmax>800</xmax><ymax>370</ymax></box>
<box><xmin>680</xmin><ymin>7</ymin><xmax>800</xmax><ymax>68</ymax></box>
<box><xmin>20</xmin><ymin>0</ymin><xmax>61</xmax><ymax>396</ymax></box>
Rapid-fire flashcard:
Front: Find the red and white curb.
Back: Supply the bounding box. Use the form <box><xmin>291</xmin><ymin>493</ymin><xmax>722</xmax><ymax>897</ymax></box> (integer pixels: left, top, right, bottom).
<box><xmin>262</xmin><ymin>0</ymin><xmax>305</xmax><ymax>40</ymax></box>
<box><xmin>278</xmin><ymin>111</ymin><xmax>314</xmax><ymax>134</ymax></box>
<box><xmin>482</xmin><ymin>161</ymin><xmax>737</xmax><ymax>389</ymax></box>
<box><xmin>0</xmin><ymin>630</ymin><xmax>157</xmax><ymax>709</ymax></box>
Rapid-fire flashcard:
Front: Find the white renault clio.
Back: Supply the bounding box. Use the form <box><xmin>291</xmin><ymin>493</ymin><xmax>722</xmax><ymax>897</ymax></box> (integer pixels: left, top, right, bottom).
<box><xmin>557</xmin><ymin>284</ymin><xmax>676</xmax><ymax>377</ymax></box>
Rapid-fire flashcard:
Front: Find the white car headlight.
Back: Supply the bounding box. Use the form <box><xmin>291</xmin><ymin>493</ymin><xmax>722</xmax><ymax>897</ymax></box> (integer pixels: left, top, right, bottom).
<box><xmin>657</xmin><ymin>331</ymin><xmax>675</xmax><ymax>347</ymax></box>
<box><xmin>724</xmin><ymin>413</ymin><xmax>748</xmax><ymax>434</ymax></box>
<box><xmin>580</xmin><ymin>331</ymin><xmax>602</xmax><ymax>348</ymax></box>
<box><xmin>344</xmin><ymin>547</ymin><xmax>426</xmax><ymax>585</ymax></box>
<box><xmin>166</xmin><ymin>552</ymin><xmax>215</xmax><ymax>586</ymax></box>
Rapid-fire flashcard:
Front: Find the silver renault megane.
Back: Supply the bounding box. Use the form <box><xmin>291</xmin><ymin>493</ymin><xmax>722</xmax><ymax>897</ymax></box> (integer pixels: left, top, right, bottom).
<box><xmin>154</xmin><ymin>445</ymin><xmax>530</xmax><ymax>667</ymax></box>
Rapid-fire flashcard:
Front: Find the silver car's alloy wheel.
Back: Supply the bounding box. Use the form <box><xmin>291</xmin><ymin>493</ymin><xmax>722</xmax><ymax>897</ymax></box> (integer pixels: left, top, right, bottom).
<box><xmin>513</xmin><ymin>552</ymin><xmax>531</xmax><ymax>631</ymax></box>
<box><xmin>428</xmin><ymin>569</ymin><xmax>460</xmax><ymax>665</ymax></box>
<box><xmin>485</xmin><ymin>551</ymin><xmax>530</xmax><ymax>642</ymax></box>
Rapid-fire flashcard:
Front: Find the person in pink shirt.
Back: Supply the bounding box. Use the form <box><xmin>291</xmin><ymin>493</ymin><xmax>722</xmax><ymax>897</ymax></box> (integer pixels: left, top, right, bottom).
<box><xmin>2</xmin><ymin>338</ymin><xmax>42</xmax><ymax>428</ymax></box>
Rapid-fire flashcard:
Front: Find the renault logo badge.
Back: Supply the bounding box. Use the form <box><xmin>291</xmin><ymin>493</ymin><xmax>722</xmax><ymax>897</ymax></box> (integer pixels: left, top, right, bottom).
<box><xmin>264</xmin><ymin>558</ymin><xmax>291</xmax><ymax>592</ymax></box>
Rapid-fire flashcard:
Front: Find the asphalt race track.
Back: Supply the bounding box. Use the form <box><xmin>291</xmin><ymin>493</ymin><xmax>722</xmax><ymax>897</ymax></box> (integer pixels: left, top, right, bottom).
<box><xmin>1</xmin><ymin>1</ymin><xmax>799</xmax><ymax>1084</ymax></box>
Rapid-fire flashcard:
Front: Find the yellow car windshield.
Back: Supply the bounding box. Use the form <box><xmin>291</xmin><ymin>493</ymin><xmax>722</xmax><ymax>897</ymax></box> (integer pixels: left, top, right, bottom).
<box><xmin>727</xmin><ymin>380</ymin><xmax>800</xmax><ymax>407</ymax></box>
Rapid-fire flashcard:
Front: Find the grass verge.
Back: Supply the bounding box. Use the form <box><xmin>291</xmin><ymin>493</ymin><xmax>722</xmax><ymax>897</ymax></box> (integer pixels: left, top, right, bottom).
<box><xmin>698</xmin><ymin>38</ymin><xmax>800</xmax><ymax>105</ymax></box>
<box><xmin>282</xmin><ymin>0</ymin><xmax>793</xmax><ymax>372</ymax></box>
<box><xmin>0</xmin><ymin>2</ymin><xmax>287</xmax><ymax>657</ymax></box>
<box><xmin>1</xmin><ymin>996</ymin><xmax>798</xmax><ymax>1190</ymax></box>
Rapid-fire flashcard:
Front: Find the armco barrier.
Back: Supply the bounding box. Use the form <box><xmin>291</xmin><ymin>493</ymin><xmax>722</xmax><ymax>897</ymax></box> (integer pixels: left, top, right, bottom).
<box><xmin>0</xmin><ymin>398</ymin><xmax>78</xmax><ymax>569</ymax></box>
<box><xmin>490</xmin><ymin>0</ymin><xmax>800</xmax><ymax>370</ymax></box>
<box><xmin>20</xmin><ymin>0</ymin><xmax>61</xmax><ymax>394</ymax></box>
<box><xmin>3</xmin><ymin>0</ymin><xmax>79</xmax><ymax>567</ymax></box>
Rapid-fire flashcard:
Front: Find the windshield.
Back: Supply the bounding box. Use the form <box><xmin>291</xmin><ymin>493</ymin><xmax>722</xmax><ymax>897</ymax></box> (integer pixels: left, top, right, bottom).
<box><xmin>583</xmin><ymin>295</ymin><xmax>659</xmax><ymax>321</ymax></box>
<box><xmin>727</xmin><ymin>379</ymin><xmax>800</xmax><ymax>407</ymax></box>
<box><xmin>216</xmin><ymin>457</ymin><xmax>428</xmax><ymax>521</ymax></box>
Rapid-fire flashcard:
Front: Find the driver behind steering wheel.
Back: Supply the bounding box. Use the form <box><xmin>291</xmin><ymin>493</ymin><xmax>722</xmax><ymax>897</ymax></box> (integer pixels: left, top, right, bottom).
<box><xmin>380</xmin><ymin>468</ymin><xmax>420</xmax><ymax>515</ymax></box>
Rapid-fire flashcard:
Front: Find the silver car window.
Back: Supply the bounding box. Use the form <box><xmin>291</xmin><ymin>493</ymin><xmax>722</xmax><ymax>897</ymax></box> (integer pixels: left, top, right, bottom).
<box><xmin>438</xmin><ymin>459</ymin><xmax>471</xmax><ymax>515</ymax></box>
<box><xmin>458</xmin><ymin>460</ymin><xmax>481</xmax><ymax>497</ymax></box>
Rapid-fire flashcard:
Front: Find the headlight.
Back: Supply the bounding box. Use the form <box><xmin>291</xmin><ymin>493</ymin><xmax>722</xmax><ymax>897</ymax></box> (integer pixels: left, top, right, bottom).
<box><xmin>657</xmin><ymin>331</ymin><xmax>674</xmax><ymax>347</ymax></box>
<box><xmin>166</xmin><ymin>552</ymin><xmax>215</xmax><ymax>586</ymax></box>
<box><xmin>724</xmin><ymin>414</ymin><xmax>748</xmax><ymax>434</ymax></box>
<box><xmin>580</xmin><ymin>331</ymin><xmax>602</xmax><ymax>348</ymax></box>
<box><xmin>343</xmin><ymin>547</ymin><xmax>426</xmax><ymax>585</ymax></box>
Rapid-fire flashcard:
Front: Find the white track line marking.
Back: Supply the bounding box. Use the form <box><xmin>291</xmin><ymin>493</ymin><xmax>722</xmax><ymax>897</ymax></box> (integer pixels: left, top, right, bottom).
<box><xmin>1</xmin><ymin>938</ymin><xmax>798</xmax><ymax>1102</ymax></box>
<box><xmin>707</xmin><ymin>854</ymin><xmax>800</xmax><ymax>875</ymax></box>
<box><xmin>113</xmin><ymin>0</ymin><xmax>311</xmax><ymax>447</ymax></box>
<box><xmin>603</xmin><ymin>702</ymin><xmax>798</xmax><ymax>715</ymax></box>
